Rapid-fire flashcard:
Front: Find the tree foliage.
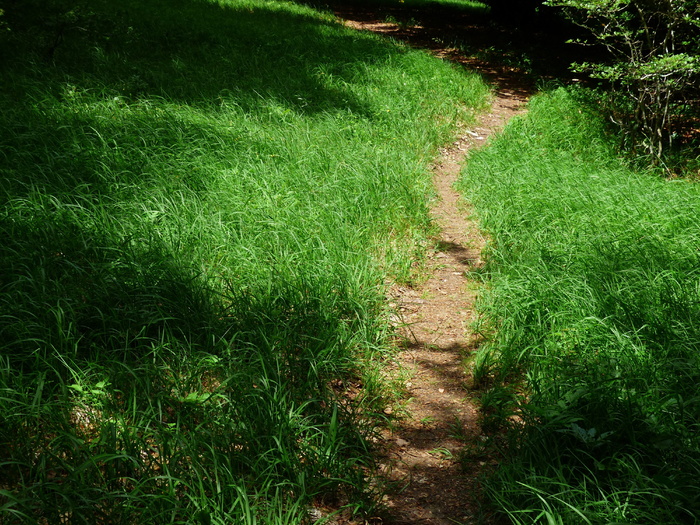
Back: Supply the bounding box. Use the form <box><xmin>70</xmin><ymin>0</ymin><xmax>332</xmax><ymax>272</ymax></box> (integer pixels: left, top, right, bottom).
<box><xmin>545</xmin><ymin>0</ymin><xmax>700</xmax><ymax>164</ymax></box>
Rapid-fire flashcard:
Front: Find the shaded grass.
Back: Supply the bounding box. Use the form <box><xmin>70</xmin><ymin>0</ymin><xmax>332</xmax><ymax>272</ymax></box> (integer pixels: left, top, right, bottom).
<box><xmin>459</xmin><ymin>87</ymin><xmax>700</xmax><ymax>523</ymax></box>
<box><xmin>0</xmin><ymin>0</ymin><xmax>489</xmax><ymax>522</ymax></box>
<box><xmin>322</xmin><ymin>0</ymin><xmax>489</xmax><ymax>12</ymax></box>
<box><xmin>319</xmin><ymin>0</ymin><xmax>491</xmax><ymax>37</ymax></box>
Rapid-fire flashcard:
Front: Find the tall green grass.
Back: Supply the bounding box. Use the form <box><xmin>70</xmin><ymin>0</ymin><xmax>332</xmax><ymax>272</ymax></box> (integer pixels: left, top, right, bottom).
<box><xmin>459</xmin><ymin>87</ymin><xmax>700</xmax><ymax>523</ymax></box>
<box><xmin>0</xmin><ymin>0</ymin><xmax>489</xmax><ymax>522</ymax></box>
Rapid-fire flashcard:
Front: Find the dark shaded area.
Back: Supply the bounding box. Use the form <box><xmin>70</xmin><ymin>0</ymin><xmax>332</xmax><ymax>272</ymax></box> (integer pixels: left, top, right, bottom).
<box><xmin>0</xmin><ymin>0</ymin><xmax>410</xmax><ymax>201</ymax></box>
<box><xmin>0</xmin><ymin>0</ymin><xmax>393</xmax><ymax>112</ymax></box>
<box><xmin>0</xmin><ymin>210</ymin><xmax>219</xmax><ymax>361</ymax></box>
<box><xmin>326</xmin><ymin>0</ymin><xmax>603</xmax><ymax>88</ymax></box>
<box><xmin>486</xmin><ymin>0</ymin><xmax>555</xmax><ymax>26</ymax></box>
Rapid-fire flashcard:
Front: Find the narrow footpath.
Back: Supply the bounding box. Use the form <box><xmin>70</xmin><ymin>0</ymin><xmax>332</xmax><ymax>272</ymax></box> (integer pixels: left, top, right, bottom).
<box><xmin>335</xmin><ymin>7</ymin><xmax>533</xmax><ymax>524</ymax></box>
<box><xmin>380</xmin><ymin>99</ymin><xmax>526</xmax><ymax>525</ymax></box>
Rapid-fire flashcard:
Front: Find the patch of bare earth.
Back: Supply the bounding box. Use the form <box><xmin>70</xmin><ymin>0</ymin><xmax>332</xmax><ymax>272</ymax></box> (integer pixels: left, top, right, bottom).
<box><xmin>336</xmin><ymin>7</ymin><xmax>532</xmax><ymax>525</ymax></box>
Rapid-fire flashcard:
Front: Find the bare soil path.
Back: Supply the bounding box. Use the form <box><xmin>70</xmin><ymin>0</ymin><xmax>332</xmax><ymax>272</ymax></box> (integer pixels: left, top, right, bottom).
<box><xmin>334</xmin><ymin>6</ymin><xmax>534</xmax><ymax>524</ymax></box>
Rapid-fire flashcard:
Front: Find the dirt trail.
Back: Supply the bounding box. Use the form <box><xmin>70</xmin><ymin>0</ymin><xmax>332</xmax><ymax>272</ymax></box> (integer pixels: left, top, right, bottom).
<box><xmin>379</xmin><ymin>103</ymin><xmax>526</xmax><ymax>525</ymax></box>
<box><xmin>335</xmin><ymin>7</ymin><xmax>533</xmax><ymax>524</ymax></box>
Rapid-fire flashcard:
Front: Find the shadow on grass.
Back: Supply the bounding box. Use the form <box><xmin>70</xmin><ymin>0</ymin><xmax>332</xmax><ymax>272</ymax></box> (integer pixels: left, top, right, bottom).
<box><xmin>0</xmin><ymin>0</ymin><xmax>423</xmax><ymax>198</ymax></box>
<box><xmin>0</xmin><ymin>0</ymin><xmax>396</xmax><ymax>368</ymax></box>
<box><xmin>0</xmin><ymin>210</ymin><xmax>220</xmax><ymax>363</ymax></box>
<box><xmin>1</xmin><ymin>0</ymin><xmax>394</xmax><ymax>114</ymax></box>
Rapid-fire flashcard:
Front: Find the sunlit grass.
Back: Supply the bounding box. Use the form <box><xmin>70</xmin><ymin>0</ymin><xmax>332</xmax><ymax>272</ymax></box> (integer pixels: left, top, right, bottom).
<box><xmin>0</xmin><ymin>0</ymin><xmax>489</xmax><ymax>522</ymax></box>
<box><xmin>459</xmin><ymin>87</ymin><xmax>700</xmax><ymax>523</ymax></box>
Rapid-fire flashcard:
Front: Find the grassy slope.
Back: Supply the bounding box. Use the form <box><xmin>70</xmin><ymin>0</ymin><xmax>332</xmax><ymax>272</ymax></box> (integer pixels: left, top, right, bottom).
<box><xmin>0</xmin><ymin>0</ymin><xmax>489</xmax><ymax>522</ymax></box>
<box><xmin>460</xmin><ymin>88</ymin><xmax>700</xmax><ymax>523</ymax></box>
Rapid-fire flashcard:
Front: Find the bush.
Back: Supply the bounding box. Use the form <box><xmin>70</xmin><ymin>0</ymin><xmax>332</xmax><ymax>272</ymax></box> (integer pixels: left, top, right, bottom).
<box><xmin>545</xmin><ymin>0</ymin><xmax>700</xmax><ymax>165</ymax></box>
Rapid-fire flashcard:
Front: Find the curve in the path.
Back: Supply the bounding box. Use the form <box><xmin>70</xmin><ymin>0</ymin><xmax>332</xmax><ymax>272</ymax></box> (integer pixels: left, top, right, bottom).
<box><xmin>335</xmin><ymin>6</ymin><xmax>533</xmax><ymax>525</ymax></box>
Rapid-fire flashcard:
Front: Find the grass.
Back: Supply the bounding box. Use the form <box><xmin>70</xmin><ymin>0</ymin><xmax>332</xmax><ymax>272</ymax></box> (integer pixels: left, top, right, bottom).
<box><xmin>459</xmin><ymin>87</ymin><xmax>700</xmax><ymax>523</ymax></box>
<box><xmin>0</xmin><ymin>0</ymin><xmax>489</xmax><ymax>522</ymax></box>
<box><xmin>329</xmin><ymin>0</ymin><xmax>489</xmax><ymax>11</ymax></box>
<box><xmin>322</xmin><ymin>0</ymin><xmax>491</xmax><ymax>31</ymax></box>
